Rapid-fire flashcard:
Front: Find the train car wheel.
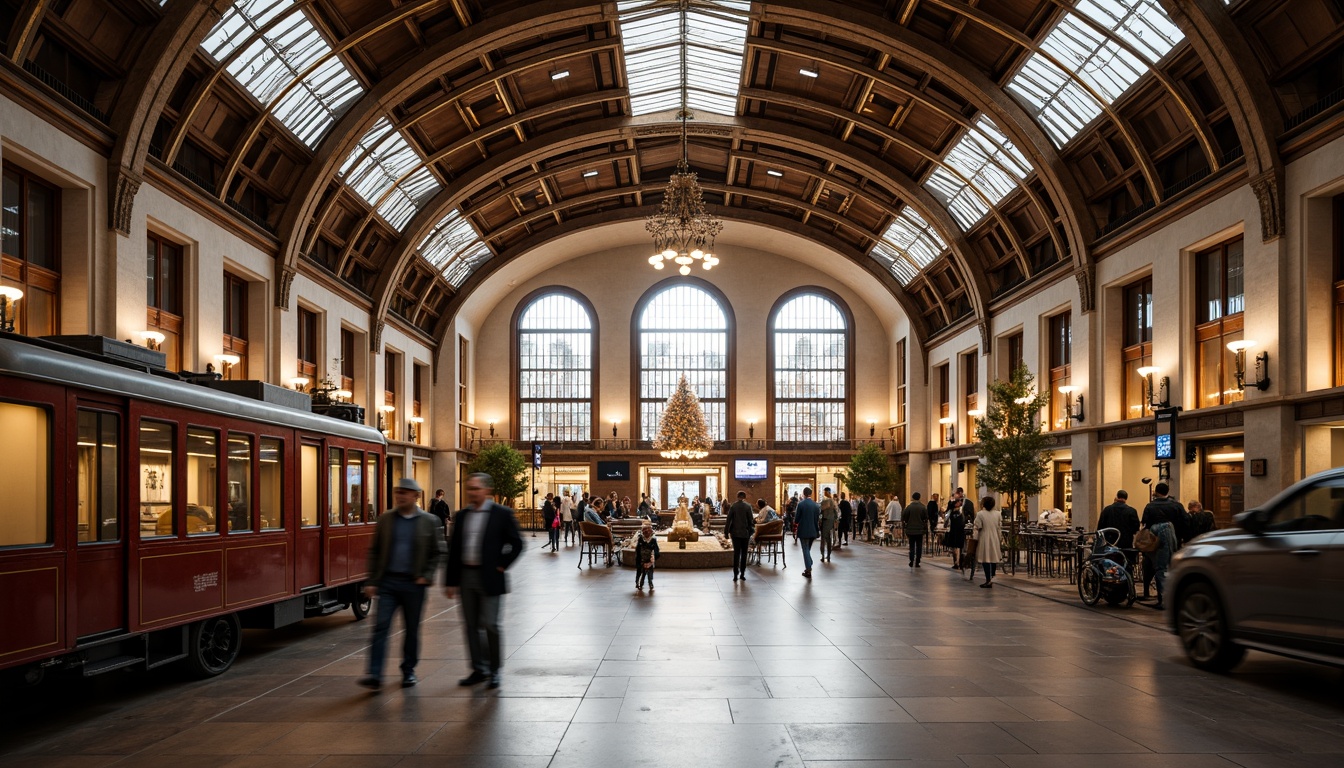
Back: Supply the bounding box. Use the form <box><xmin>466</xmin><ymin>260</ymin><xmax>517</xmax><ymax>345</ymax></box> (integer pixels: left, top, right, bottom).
<box><xmin>186</xmin><ymin>614</ymin><xmax>242</xmax><ymax>677</ymax></box>
<box><xmin>352</xmin><ymin>584</ymin><xmax>373</xmax><ymax>620</ymax></box>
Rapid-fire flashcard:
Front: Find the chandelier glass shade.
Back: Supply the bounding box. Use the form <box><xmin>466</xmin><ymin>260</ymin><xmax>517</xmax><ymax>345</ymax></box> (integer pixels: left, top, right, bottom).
<box><xmin>646</xmin><ymin>1</ymin><xmax>724</xmax><ymax>276</ymax></box>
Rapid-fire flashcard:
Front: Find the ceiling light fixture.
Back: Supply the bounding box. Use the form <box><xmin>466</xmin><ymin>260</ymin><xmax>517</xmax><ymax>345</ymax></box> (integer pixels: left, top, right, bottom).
<box><xmin>767</xmin><ymin>169</ymin><xmax>784</xmax><ymax>177</ymax></box>
<box><xmin>583</xmin><ymin>170</ymin><xmax>599</xmax><ymax>178</ymax></box>
<box><xmin>799</xmin><ymin>68</ymin><xmax>819</xmax><ymax>78</ymax></box>
<box><xmin>551</xmin><ymin>70</ymin><xmax>570</xmax><ymax>80</ymax></box>
<box><xmin>646</xmin><ymin>1</ymin><xmax>723</xmax><ymax>277</ymax></box>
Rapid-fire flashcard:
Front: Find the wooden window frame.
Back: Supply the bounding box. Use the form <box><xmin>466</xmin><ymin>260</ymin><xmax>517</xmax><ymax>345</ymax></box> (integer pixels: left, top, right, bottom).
<box><xmin>1048</xmin><ymin>311</ymin><xmax>1072</xmax><ymax>431</ymax></box>
<box><xmin>1</xmin><ymin>164</ymin><xmax>61</xmax><ymax>337</ymax></box>
<box><xmin>767</xmin><ymin>289</ymin><xmax>854</xmax><ymax>443</ymax></box>
<box><xmin>511</xmin><ymin>288</ymin><xmax>598</xmax><ymax>443</ymax></box>
<box><xmin>146</xmin><ymin>233</ymin><xmax>184</xmax><ymax>371</ymax></box>
<box><xmin>222</xmin><ymin>271</ymin><xmax>248</xmax><ymax>380</ymax></box>
<box><xmin>1194</xmin><ymin>238</ymin><xmax>1245</xmax><ymax>408</ymax></box>
<box><xmin>296</xmin><ymin>307</ymin><xmax>318</xmax><ymax>379</ymax></box>
<box><xmin>1122</xmin><ymin>276</ymin><xmax>1153</xmax><ymax>420</ymax></box>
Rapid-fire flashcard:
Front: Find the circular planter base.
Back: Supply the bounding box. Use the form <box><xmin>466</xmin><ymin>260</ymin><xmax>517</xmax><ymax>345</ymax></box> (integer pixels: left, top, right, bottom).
<box><xmin>620</xmin><ymin>535</ymin><xmax>734</xmax><ymax>569</ymax></box>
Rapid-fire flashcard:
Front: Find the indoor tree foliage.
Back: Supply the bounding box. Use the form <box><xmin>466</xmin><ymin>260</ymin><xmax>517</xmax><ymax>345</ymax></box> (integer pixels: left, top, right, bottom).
<box><xmin>974</xmin><ymin>363</ymin><xmax>1051</xmax><ymax>520</ymax></box>
<box><xmin>654</xmin><ymin>375</ymin><xmax>713</xmax><ymax>458</ymax></box>
<box><xmin>466</xmin><ymin>443</ymin><xmax>530</xmax><ymax>506</ymax></box>
<box><xmin>837</xmin><ymin>443</ymin><xmax>897</xmax><ymax>498</ymax></box>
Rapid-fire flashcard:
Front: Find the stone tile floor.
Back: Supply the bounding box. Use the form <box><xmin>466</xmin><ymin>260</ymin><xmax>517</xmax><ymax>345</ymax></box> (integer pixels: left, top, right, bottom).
<box><xmin>1</xmin><ymin>535</ymin><xmax>1341</xmax><ymax>767</ymax></box>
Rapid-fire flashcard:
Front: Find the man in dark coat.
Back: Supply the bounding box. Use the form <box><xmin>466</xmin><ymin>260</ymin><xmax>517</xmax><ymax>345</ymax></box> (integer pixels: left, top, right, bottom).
<box><xmin>838</xmin><ymin>492</ymin><xmax>853</xmax><ymax>546</ymax></box>
<box><xmin>726</xmin><ymin>491</ymin><xmax>756</xmax><ymax>582</ymax></box>
<box><xmin>902</xmin><ymin>492</ymin><xmax>928</xmax><ymax>567</ymax></box>
<box><xmin>795</xmin><ymin>488</ymin><xmax>821</xmax><ymax>578</ymax></box>
<box><xmin>865</xmin><ymin>495</ymin><xmax>880</xmax><ymax>542</ymax></box>
<box><xmin>542</xmin><ymin>493</ymin><xmax>559</xmax><ymax>552</ymax></box>
<box><xmin>1098</xmin><ymin>489</ymin><xmax>1141</xmax><ymax>575</ymax></box>
<box><xmin>444</xmin><ymin>472</ymin><xmax>524</xmax><ymax>690</ymax></box>
<box><xmin>1140</xmin><ymin>482</ymin><xmax>1185</xmax><ymax>609</ymax></box>
<box><xmin>359</xmin><ymin>478</ymin><xmax>444</xmax><ymax>691</ymax></box>
<box><xmin>429</xmin><ymin>488</ymin><xmax>451</xmax><ymax>537</ymax></box>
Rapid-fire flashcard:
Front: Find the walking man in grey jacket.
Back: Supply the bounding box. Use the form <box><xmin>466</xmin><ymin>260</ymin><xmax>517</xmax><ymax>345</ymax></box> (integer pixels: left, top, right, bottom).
<box><xmin>359</xmin><ymin>478</ymin><xmax>444</xmax><ymax>690</ymax></box>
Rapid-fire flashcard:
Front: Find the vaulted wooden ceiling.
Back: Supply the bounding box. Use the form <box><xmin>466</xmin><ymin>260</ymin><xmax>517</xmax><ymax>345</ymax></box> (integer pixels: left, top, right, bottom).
<box><xmin>3</xmin><ymin>0</ymin><xmax>1341</xmax><ymax>348</ymax></box>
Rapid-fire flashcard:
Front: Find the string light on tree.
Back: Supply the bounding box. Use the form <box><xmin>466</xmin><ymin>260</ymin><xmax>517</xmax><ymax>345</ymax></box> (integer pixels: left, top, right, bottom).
<box><xmin>654</xmin><ymin>375</ymin><xmax>713</xmax><ymax>460</ymax></box>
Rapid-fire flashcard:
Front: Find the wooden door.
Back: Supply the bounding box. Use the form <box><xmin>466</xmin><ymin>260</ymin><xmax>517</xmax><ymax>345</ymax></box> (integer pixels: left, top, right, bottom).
<box><xmin>1203</xmin><ymin>461</ymin><xmax>1245</xmax><ymax>529</ymax></box>
<box><xmin>73</xmin><ymin>404</ymin><xmax>126</xmax><ymax>638</ymax></box>
<box><xmin>295</xmin><ymin>442</ymin><xmax>323</xmax><ymax>589</ymax></box>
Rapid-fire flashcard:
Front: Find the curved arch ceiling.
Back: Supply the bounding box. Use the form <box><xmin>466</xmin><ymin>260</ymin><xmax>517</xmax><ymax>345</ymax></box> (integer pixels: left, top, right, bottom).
<box><xmin>113</xmin><ymin>0</ymin><xmax>1289</xmax><ymax>346</ymax></box>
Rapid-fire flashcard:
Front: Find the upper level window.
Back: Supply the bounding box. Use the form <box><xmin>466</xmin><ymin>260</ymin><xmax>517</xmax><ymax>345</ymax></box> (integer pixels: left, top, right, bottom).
<box><xmin>962</xmin><ymin>350</ymin><xmax>979</xmax><ymax>437</ymax></box>
<box><xmin>1007</xmin><ymin>331</ymin><xmax>1025</xmax><ymax>377</ymax></box>
<box><xmin>297</xmin><ymin>307</ymin><xmax>318</xmax><ymax>379</ymax></box>
<box><xmin>340</xmin><ymin>327</ymin><xmax>355</xmax><ymax>391</ymax></box>
<box><xmin>1196</xmin><ymin>238</ymin><xmax>1245</xmax><ymax>407</ymax></box>
<box><xmin>937</xmin><ymin>363</ymin><xmax>951</xmax><ymax>446</ymax></box>
<box><xmin>517</xmin><ymin>293</ymin><xmax>594</xmax><ymax>442</ymax></box>
<box><xmin>1123</xmin><ymin>276</ymin><xmax>1153</xmax><ymax>419</ymax></box>
<box><xmin>638</xmin><ymin>284</ymin><xmax>728</xmax><ymax>441</ymax></box>
<box><xmin>223</xmin><ymin>271</ymin><xmax>248</xmax><ymax>380</ymax></box>
<box><xmin>894</xmin><ymin>338</ymin><xmax>907</xmax><ymax>451</ymax></box>
<box><xmin>2</xmin><ymin>165</ymin><xmax>60</xmax><ymax>336</ymax></box>
<box><xmin>771</xmin><ymin>293</ymin><xmax>849</xmax><ymax>442</ymax></box>
<box><xmin>147</xmin><ymin>234</ymin><xmax>184</xmax><ymax>371</ymax></box>
<box><xmin>1048</xmin><ymin>311</ymin><xmax>1072</xmax><ymax>430</ymax></box>
<box><xmin>383</xmin><ymin>351</ymin><xmax>399</xmax><ymax>440</ymax></box>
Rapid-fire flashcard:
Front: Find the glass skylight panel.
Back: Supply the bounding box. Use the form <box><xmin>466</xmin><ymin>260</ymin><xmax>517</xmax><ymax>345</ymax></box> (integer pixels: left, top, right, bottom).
<box><xmin>617</xmin><ymin>0</ymin><xmax>750</xmax><ymax>117</ymax></box>
<box><xmin>340</xmin><ymin>118</ymin><xmax>441</xmax><ymax>229</ymax></box>
<box><xmin>1007</xmin><ymin>0</ymin><xmax>1183</xmax><ymax>146</ymax></box>
<box><xmin>921</xmin><ymin>116</ymin><xmax>1030</xmax><ymax>231</ymax></box>
<box><xmin>872</xmin><ymin>207</ymin><xmax>947</xmax><ymax>286</ymax></box>
<box><xmin>419</xmin><ymin>209</ymin><xmax>492</xmax><ymax>288</ymax></box>
<box><xmin>202</xmin><ymin>0</ymin><xmax>364</xmax><ymax>148</ymax></box>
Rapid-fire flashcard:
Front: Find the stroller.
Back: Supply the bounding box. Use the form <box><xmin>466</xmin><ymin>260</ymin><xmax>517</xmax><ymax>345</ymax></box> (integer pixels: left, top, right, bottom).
<box><xmin>1077</xmin><ymin>527</ymin><xmax>1136</xmax><ymax>608</ymax></box>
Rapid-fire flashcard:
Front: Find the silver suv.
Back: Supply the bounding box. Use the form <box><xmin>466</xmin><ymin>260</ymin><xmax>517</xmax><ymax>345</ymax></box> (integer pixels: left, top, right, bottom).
<box><xmin>1167</xmin><ymin>468</ymin><xmax>1344</xmax><ymax>672</ymax></box>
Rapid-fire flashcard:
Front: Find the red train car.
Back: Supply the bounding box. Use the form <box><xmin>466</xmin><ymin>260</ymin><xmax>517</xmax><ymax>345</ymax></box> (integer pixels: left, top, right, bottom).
<box><xmin>0</xmin><ymin>333</ymin><xmax>388</xmax><ymax>682</ymax></box>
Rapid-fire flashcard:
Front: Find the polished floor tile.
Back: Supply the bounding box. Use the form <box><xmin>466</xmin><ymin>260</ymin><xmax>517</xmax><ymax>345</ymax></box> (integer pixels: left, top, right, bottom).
<box><xmin>2</xmin><ymin>538</ymin><xmax>1342</xmax><ymax>766</ymax></box>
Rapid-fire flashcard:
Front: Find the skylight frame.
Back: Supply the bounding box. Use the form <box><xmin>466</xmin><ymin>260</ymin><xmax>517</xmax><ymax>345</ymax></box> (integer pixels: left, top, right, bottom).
<box><xmin>1006</xmin><ymin>0</ymin><xmax>1184</xmax><ymax>147</ymax></box>
<box><xmin>617</xmin><ymin>0</ymin><xmax>751</xmax><ymax>118</ymax></box>
<box><xmin>922</xmin><ymin>116</ymin><xmax>1031</xmax><ymax>231</ymax></box>
<box><xmin>202</xmin><ymin>0</ymin><xmax>365</xmax><ymax>148</ymax></box>
<box><xmin>340</xmin><ymin>117</ymin><xmax>443</xmax><ymax>230</ymax></box>
<box><xmin>419</xmin><ymin>209</ymin><xmax>493</xmax><ymax>288</ymax></box>
<box><xmin>871</xmin><ymin>206</ymin><xmax>949</xmax><ymax>286</ymax></box>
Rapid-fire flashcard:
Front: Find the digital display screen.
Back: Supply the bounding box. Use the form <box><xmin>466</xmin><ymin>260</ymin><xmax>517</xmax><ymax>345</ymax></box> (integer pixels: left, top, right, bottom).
<box><xmin>734</xmin><ymin>459</ymin><xmax>768</xmax><ymax>480</ymax></box>
<box><xmin>1155</xmin><ymin>433</ymin><xmax>1174</xmax><ymax>460</ymax></box>
<box><xmin>596</xmin><ymin>461</ymin><xmax>629</xmax><ymax>480</ymax></box>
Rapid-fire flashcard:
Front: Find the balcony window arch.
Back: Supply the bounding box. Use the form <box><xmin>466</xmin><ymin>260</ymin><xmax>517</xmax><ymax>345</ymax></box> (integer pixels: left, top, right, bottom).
<box><xmin>514</xmin><ymin>289</ymin><xmax>596</xmax><ymax>442</ymax></box>
<box><xmin>635</xmin><ymin>281</ymin><xmax>731</xmax><ymax>442</ymax></box>
<box><xmin>769</xmin><ymin>290</ymin><xmax>853</xmax><ymax>442</ymax></box>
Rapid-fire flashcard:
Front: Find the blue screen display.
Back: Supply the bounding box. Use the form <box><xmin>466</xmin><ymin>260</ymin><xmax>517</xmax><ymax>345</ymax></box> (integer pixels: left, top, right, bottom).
<box><xmin>1155</xmin><ymin>433</ymin><xmax>1173</xmax><ymax>460</ymax></box>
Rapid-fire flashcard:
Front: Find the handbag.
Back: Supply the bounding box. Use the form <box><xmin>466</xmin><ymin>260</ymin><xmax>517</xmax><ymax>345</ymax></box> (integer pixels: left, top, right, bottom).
<box><xmin>965</xmin><ymin>536</ymin><xmax>978</xmax><ymax>559</ymax></box>
<box><xmin>1134</xmin><ymin>527</ymin><xmax>1159</xmax><ymax>553</ymax></box>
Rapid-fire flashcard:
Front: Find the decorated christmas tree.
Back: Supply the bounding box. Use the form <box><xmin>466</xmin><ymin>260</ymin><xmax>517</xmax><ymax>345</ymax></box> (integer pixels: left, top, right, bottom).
<box><xmin>655</xmin><ymin>375</ymin><xmax>713</xmax><ymax>460</ymax></box>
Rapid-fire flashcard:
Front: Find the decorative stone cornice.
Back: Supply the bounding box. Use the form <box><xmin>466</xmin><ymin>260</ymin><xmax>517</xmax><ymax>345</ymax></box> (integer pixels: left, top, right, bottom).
<box><xmin>1250</xmin><ymin>168</ymin><xmax>1284</xmax><ymax>242</ymax></box>
<box><xmin>277</xmin><ymin>264</ymin><xmax>297</xmax><ymax>310</ymax></box>
<box><xmin>110</xmin><ymin>167</ymin><xmax>142</xmax><ymax>236</ymax></box>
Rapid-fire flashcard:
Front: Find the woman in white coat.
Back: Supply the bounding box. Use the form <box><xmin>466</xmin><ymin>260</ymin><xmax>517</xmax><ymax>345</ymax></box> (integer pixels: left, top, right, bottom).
<box><xmin>972</xmin><ymin>496</ymin><xmax>1004</xmax><ymax>588</ymax></box>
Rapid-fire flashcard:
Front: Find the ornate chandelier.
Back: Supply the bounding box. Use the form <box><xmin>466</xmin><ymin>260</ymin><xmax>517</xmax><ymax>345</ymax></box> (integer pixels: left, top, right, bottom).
<box><xmin>646</xmin><ymin>1</ymin><xmax>723</xmax><ymax>276</ymax></box>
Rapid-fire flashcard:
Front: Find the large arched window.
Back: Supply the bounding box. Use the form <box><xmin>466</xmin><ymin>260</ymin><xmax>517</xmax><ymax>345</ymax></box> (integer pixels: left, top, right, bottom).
<box><xmin>516</xmin><ymin>292</ymin><xmax>594</xmax><ymax>441</ymax></box>
<box><xmin>771</xmin><ymin>292</ymin><xmax>851</xmax><ymax>442</ymax></box>
<box><xmin>638</xmin><ymin>284</ymin><xmax>728</xmax><ymax>441</ymax></box>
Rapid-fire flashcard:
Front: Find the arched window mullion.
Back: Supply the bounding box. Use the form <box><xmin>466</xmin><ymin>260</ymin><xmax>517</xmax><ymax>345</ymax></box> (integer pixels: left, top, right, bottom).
<box><xmin>636</xmin><ymin>283</ymin><xmax>730</xmax><ymax>442</ymax></box>
<box><xmin>515</xmin><ymin>292</ymin><xmax>594</xmax><ymax>442</ymax></box>
<box><xmin>770</xmin><ymin>291</ymin><xmax>852</xmax><ymax>443</ymax></box>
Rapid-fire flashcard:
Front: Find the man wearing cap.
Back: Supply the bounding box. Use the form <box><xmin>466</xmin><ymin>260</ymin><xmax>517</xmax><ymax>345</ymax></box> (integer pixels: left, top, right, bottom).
<box><xmin>444</xmin><ymin>472</ymin><xmax>524</xmax><ymax>690</ymax></box>
<box><xmin>358</xmin><ymin>478</ymin><xmax>443</xmax><ymax>691</ymax></box>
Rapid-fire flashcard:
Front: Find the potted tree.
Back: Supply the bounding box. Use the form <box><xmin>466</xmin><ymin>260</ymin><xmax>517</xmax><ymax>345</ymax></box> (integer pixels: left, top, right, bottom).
<box><xmin>973</xmin><ymin>363</ymin><xmax>1050</xmax><ymax>524</ymax></box>
<box><xmin>466</xmin><ymin>443</ymin><xmax>531</xmax><ymax>522</ymax></box>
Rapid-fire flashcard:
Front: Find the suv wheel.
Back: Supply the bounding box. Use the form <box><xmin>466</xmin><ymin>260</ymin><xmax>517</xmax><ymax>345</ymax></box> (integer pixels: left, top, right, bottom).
<box><xmin>1176</xmin><ymin>582</ymin><xmax>1246</xmax><ymax>673</ymax></box>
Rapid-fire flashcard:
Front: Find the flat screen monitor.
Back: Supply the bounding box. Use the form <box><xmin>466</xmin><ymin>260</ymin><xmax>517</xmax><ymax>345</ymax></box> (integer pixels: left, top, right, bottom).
<box><xmin>734</xmin><ymin>458</ymin><xmax>768</xmax><ymax>481</ymax></box>
<box><xmin>596</xmin><ymin>461</ymin><xmax>630</xmax><ymax>481</ymax></box>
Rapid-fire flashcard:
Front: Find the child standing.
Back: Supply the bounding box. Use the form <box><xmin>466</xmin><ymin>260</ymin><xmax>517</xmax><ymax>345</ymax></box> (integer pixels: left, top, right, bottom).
<box><xmin>634</xmin><ymin>523</ymin><xmax>659</xmax><ymax>591</ymax></box>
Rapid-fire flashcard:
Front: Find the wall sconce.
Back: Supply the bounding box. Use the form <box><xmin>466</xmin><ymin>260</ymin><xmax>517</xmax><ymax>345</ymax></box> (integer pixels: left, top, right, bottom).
<box><xmin>748</xmin><ymin>419</ymin><xmax>756</xmax><ymax>439</ymax></box>
<box><xmin>213</xmin><ymin>353</ymin><xmax>240</xmax><ymax>378</ymax></box>
<box><xmin>612</xmin><ymin>418</ymin><xmax>620</xmax><ymax>438</ymax></box>
<box><xmin>1057</xmin><ymin>385</ymin><xmax>1084</xmax><ymax>427</ymax></box>
<box><xmin>378</xmin><ymin>404</ymin><xmax>395</xmax><ymax>433</ymax></box>
<box><xmin>1136</xmin><ymin>366</ymin><xmax>1170</xmax><ymax>410</ymax></box>
<box><xmin>0</xmin><ymin>285</ymin><xmax>23</xmax><ymax>333</ymax></box>
<box><xmin>868</xmin><ymin>419</ymin><xmax>877</xmax><ymax>437</ymax></box>
<box><xmin>335</xmin><ymin>388</ymin><xmax>353</xmax><ymax>402</ymax></box>
<box><xmin>408</xmin><ymin>416</ymin><xmax>424</xmax><ymax>442</ymax></box>
<box><xmin>139</xmin><ymin>330</ymin><xmax>166</xmax><ymax>351</ymax></box>
<box><xmin>488</xmin><ymin>420</ymin><xmax>496</xmax><ymax>438</ymax></box>
<box><xmin>939</xmin><ymin>416</ymin><xmax>955</xmax><ymax>444</ymax></box>
<box><xmin>288</xmin><ymin>376</ymin><xmax>310</xmax><ymax>391</ymax></box>
<box><xmin>967</xmin><ymin>408</ymin><xmax>984</xmax><ymax>419</ymax></box>
<box><xmin>1227</xmin><ymin>340</ymin><xmax>1270</xmax><ymax>391</ymax></box>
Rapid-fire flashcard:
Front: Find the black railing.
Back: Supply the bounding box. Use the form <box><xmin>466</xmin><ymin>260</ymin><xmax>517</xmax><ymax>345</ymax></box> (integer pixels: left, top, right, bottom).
<box><xmin>1162</xmin><ymin>166</ymin><xmax>1211</xmax><ymax>200</ymax></box>
<box><xmin>225</xmin><ymin>198</ymin><xmax>277</xmax><ymax>234</ymax></box>
<box><xmin>171</xmin><ymin>161</ymin><xmax>215</xmax><ymax>193</ymax></box>
<box><xmin>1099</xmin><ymin>200</ymin><xmax>1155</xmax><ymax>237</ymax></box>
<box><xmin>22</xmin><ymin>59</ymin><xmax>108</xmax><ymax>123</ymax></box>
<box><xmin>1220</xmin><ymin>144</ymin><xmax>1244</xmax><ymax>165</ymax></box>
<box><xmin>1285</xmin><ymin>86</ymin><xmax>1344</xmax><ymax>131</ymax></box>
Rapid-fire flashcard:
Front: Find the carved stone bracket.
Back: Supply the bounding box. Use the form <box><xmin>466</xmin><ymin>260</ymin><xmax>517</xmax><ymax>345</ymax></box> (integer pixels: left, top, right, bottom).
<box><xmin>1250</xmin><ymin>168</ymin><xmax>1284</xmax><ymax>242</ymax></box>
<box><xmin>110</xmin><ymin>167</ymin><xmax>142</xmax><ymax>236</ymax></box>
<box><xmin>372</xmin><ymin>320</ymin><xmax>386</xmax><ymax>352</ymax></box>
<box><xmin>276</xmin><ymin>264</ymin><xmax>296</xmax><ymax>310</ymax></box>
<box><xmin>978</xmin><ymin>320</ymin><xmax>991</xmax><ymax>354</ymax></box>
<box><xmin>1073</xmin><ymin>263</ymin><xmax>1096</xmax><ymax>313</ymax></box>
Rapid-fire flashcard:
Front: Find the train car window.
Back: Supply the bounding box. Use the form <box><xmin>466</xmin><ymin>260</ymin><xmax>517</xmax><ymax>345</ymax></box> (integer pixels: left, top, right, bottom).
<box><xmin>367</xmin><ymin>454</ymin><xmax>381</xmax><ymax>520</ymax></box>
<box><xmin>77</xmin><ymin>410</ymin><xmax>119</xmax><ymax>543</ymax></box>
<box><xmin>227</xmin><ymin>433</ymin><xmax>253</xmax><ymax>533</ymax></box>
<box><xmin>346</xmin><ymin>450</ymin><xmax>364</xmax><ymax>523</ymax></box>
<box><xmin>328</xmin><ymin>447</ymin><xmax>343</xmax><ymax>526</ymax></box>
<box><xmin>141</xmin><ymin>420</ymin><xmax>176</xmax><ymax>537</ymax></box>
<box><xmin>186</xmin><ymin>428</ymin><xmax>219</xmax><ymax>535</ymax></box>
<box><xmin>300</xmin><ymin>443</ymin><xmax>319</xmax><ymax>527</ymax></box>
<box><xmin>0</xmin><ymin>402</ymin><xmax>52</xmax><ymax>547</ymax></box>
<box><xmin>260</xmin><ymin>437</ymin><xmax>283</xmax><ymax>530</ymax></box>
